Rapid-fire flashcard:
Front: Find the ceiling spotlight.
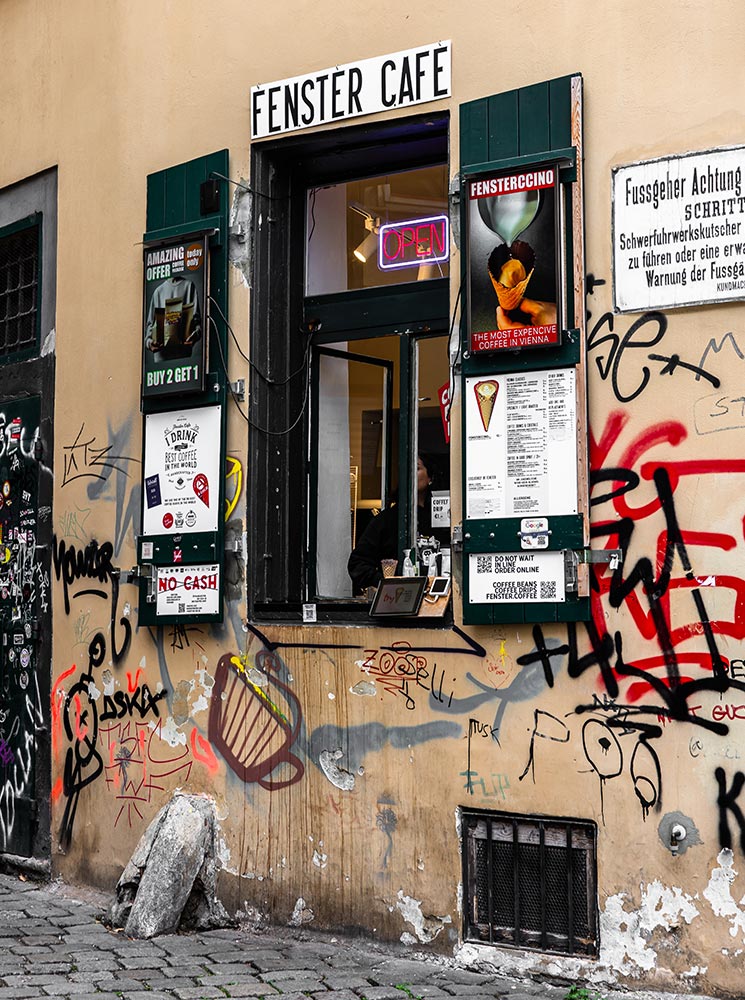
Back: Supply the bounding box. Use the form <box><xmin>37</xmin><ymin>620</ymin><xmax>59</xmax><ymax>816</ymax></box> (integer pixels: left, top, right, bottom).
<box><xmin>354</xmin><ymin>230</ymin><xmax>378</xmax><ymax>263</ymax></box>
<box><xmin>351</xmin><ymin>211</ymin><xmax>380</xmax><ymax>264</ymax></box>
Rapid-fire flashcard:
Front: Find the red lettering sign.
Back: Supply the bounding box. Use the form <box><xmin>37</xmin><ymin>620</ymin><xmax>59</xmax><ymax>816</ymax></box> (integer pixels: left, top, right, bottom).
<box><xmin>378</xmin><ymin>215</ymin><xmax>449</xmax><ymax>271</ymax></box>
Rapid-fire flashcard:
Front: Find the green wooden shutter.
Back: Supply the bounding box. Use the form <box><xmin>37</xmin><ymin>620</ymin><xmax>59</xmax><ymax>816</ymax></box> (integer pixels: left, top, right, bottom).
<box><xmin>138</xmin><ymin>149</ymin><xmax>230</xmax><ymax>626</ymax></box>
<box><xmin>459</xmin><ymin>77</ymin><xmax>590</xmax><ymax>625</ymax></box>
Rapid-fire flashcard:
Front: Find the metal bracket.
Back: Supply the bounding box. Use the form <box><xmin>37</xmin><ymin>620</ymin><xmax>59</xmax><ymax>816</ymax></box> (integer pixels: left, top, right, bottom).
<box><xmin>229</xmin><ymin>378</ymin><xmax>246</xmax><ymax>401</ymax></box>
<box><xmin>578</xmin><ymin>548</ymin><xmax>622</xmax><ymax>569</ymax></box>
<box><xmin>449</xmin><ymin>173</ymin><xmax>462</xmax><ymax>250</ymax></box>
<box><xmin>126</xmin><ymin>564</ymin><xmax>157</xmax><ymax>603</ymax></box>
<box><xmin>563</xmin><ymin>549</ymin><xmax>579</xmax><ymax>593</ymax></box>
<box><xmin>451</xmin><ymin>524</ymin><xmax>463</xmax><ymax>550</ymax></box>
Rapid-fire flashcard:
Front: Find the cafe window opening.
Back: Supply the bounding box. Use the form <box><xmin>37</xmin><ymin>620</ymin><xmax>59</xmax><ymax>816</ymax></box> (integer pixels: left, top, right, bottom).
<box><xmin>249</xmin><ymin>113</ymin><xmax>450</xmax><ymax>621</ymax></box>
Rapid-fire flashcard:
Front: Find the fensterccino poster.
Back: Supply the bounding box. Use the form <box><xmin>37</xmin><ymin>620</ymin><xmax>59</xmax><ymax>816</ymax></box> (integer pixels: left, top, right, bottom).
<box><xmin>467</xmin><ymin>167</ymin><xmax>561</xmax><ymax>353</ymax></box>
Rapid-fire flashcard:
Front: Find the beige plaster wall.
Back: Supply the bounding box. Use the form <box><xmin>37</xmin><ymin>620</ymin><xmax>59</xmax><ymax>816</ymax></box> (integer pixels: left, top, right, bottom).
<box><xmin>2</xmin><ymin>0</ymin><xmax>745</xmax><ymax>994</ymax></box>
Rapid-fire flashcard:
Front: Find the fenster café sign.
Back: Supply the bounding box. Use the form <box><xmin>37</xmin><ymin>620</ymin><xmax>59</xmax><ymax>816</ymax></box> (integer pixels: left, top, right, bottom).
<box><xmin>251</xmin><ymin>41</ymin><xmax>451</xmax><ymax>139</ymax></box>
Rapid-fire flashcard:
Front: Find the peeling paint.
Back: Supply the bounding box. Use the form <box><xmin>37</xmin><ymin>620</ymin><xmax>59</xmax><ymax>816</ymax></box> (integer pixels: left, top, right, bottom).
<box><xmin>172</xmin><ymin>679</ymin><xmax>194</xmax><ymax>726</ymax></box>
<box><xmin>395</xmin><ymin>890</ymin><xmax>451</xmax><ymax>944</ymax></box>
<box><xmin>150</xmin><ymin>715</ymin><xmax>186</xmax><ymax>747</ymax></box>
<box><xmin>101</xmin><ymin>670</ymin><xmax>114</xmax><ymax>696</ymax></box>
<box><xmin>319</xmin><ymin>748</ymin><xmax>355</xmax><ymax>791</ymax></box>
<box><xmin>703</xmin><ymin>848</ymin><xmax>745</xmax><ymax>940</ymax></box>
<box><xmin>87</xmin><ymin>680</ymin><xmax>100</xmax><ymax>701</ymax></box>
<box><xmin>350</xmin><ymin>680</ymin><xmax>377</xmax><ymax>696</ymax></box>
<box><xmin>599</xmin><ymin>881</ymin><xmax>699</xmax><ymax>975</ymax></box>
<box><xmin>40</xmin><ymin>326</ymin><xmax>55</xmax><ymax>356</ymax></box>
<box><xmin>216</xmin><ymin>842</ymin><xmax>231</xmax><ymax>871</ymax></box>
<box><xmin>312</xmin><ymin>849</ymin><xmax>328</xmax><ymax>869</ymax></box>
<box><xmin>288</xmin><ymin>896</ymin><xmax>314</xmax><ymax>926</ymax></box>
<box><xmin>681</xmin><ymin>965</ymin><xmax>707</xmax><ymax>978</ymax></box>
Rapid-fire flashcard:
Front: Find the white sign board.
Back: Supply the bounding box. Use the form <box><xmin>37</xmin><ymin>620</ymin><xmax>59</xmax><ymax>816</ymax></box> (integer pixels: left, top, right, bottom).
<box><xmin>469</xmin><ymin>551</ymin><xmax>566</xmax><ymax>604</ymax></box>
<box><xmin>431</xmin><ymin>490</ymin><xmax>450</xmax><ymax>528</ymax></box>
<box><xmin>251</xmin><ymin>41</ymin><xmax>451</xmax><ymax>138</ymax></box>
<box><xmin>156</xmin><ymin>564</ymin><xmax>220</xmax><ymax>617</ymax></box>
<box><xmin>613</xmin><ymin>146</ymin><xmax>745</xmax><ymax>311</ymax></box>
<box><xmin>143</xmin><ymin>405</ymin><xmax>222</xmax><ymax>536</ymax></box>
<box><xmin>465</xmin><ymin>369</ymin><xmax>577</xmax><ymax>519</ymax></box>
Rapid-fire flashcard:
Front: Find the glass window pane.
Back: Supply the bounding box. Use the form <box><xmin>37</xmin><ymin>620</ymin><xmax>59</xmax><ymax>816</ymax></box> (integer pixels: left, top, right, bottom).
<box><xmin>415</xmin><ymin>335</ymin><xmax>451</xmax><ymax>571</ymax></box>
<box><xmin>305</xmin><ymin>164</ymin><xmax>449</xmax><ymax>295</ymax></box>
<box><xmin>315</xmin><ymin>341</ymin><xmax>397</xmax><ymax>599</ymax></box>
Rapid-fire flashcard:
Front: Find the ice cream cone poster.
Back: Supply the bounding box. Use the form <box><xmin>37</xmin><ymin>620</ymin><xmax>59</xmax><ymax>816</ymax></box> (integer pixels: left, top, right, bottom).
<box><xmin>142</xmin><ymin>234</ymin><xmax>209</xmax><ymax>398</ymax></box>
<box><xmin>465</xmin><ymin>370</ymin><xmax>577</xmax><ymax>519</ymax></box>
<box><xmin>467</xmin><ymin>167</ymin><xmax>561</xmax><ymax>353</ymax></box>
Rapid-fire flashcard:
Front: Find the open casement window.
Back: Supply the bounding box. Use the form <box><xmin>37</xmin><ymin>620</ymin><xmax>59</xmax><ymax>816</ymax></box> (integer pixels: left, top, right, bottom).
<box><xmin>249</xmin><ymin>114</ymin><xmax>450</xmax><ymax>622</ymax></box>
<box><xmin>310</xmin><ymin>346</ymin><xmax>394</xmax><ymax>601</ymax></box>
<box><xmin>459</xmin><ymin>75</ymin><xmax>591</xmax><ymax>625</ymax></box>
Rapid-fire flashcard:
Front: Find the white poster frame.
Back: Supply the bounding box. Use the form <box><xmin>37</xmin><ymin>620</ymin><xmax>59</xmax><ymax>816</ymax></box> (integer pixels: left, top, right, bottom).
<box><xmin>142</xmin><ymin>405</ymin><xmax>222</xmax><ymax>537</ymax></box>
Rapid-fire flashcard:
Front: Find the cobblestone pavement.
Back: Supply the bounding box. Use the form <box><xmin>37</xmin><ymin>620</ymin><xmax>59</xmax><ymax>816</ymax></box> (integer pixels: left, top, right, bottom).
<box><xmin>0</xmin><ymin>873</ymin><xmax>720</xmax><ymax>1000</ymax></box>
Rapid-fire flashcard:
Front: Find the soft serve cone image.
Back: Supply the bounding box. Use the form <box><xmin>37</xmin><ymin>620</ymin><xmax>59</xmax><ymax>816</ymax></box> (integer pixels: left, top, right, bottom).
<box><xmin>474</xmin><ymin>379</ymin><xmax>499</xmax><ymax>432</ymax></box>
<box><xmin>487</xmin><ymin>241</ymin><xmax>535</xmax><ymax>312</ymax></box>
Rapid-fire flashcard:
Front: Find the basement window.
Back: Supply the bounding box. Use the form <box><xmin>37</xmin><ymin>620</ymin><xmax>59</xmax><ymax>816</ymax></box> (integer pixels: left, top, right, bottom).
<box><xmin>0</xmin><ymin>215</ymin><xmax>41</xmax><ymax>361</ymax></box>
<box><xmin>462</xmin><ymin>810</ymin><xmax>597</xmax><ymax>956</ymax></box>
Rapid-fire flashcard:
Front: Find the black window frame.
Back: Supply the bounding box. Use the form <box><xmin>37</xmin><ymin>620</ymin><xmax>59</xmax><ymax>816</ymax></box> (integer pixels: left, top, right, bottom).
<box><xmin>461</xmin><ymin>807</ymin><xmax>598</xmax><ymax>957</ymax></box>
<box><xmin>0</xmin><ymin>213</ymin><xmax>42</xmax><ymax>364</ymax></box>
<box><xmin>248</xmin><ymin>112</ymin><xmax>451</xmax><ymax>624</ymax></box>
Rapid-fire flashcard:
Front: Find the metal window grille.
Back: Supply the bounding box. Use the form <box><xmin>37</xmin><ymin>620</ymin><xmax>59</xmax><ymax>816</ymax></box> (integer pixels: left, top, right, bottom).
<box><xmin>0</xmin><ymin>221</ymin><xmax>40</xmax><ymax>359</ymax></box>
<box><xmin>463</xmin><ymin>810</ymin><xmax>597</xmax><ymax>956</ymax></box>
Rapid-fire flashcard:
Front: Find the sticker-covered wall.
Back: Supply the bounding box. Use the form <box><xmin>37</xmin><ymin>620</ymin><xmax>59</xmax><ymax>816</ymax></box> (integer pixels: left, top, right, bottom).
<box><xmin>1</xmin><ymin>1</ymin><xmax>745</xmax><ymax>996</ymax></box>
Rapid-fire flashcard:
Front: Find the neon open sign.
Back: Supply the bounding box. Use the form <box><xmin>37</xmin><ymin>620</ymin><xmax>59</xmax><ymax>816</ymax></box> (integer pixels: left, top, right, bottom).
<box><xmin>378</xmin><ymin>214</ymin><xmax>449</xmax><ymax>270</ymax></box>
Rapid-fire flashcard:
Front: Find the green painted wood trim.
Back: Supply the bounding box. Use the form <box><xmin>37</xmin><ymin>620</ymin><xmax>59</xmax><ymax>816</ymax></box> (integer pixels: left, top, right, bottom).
<box><xmin>460</xmin><ymin>75</ymin><xmax>578</xmax><ymax>169</ymax></box>
<box><xmin>138</xmin><ymin>148</ymin><xmax>230</xmax><ymax>628</ymax></box>
<box><xmin>463</xmin><ymin>514</ymin><xmax>584</xmax><ymax>552</ymax></box>
<box><xmin>461</xmin><ymin>147</ymin><xmax>576</xmax><ymax>183</ymax></box>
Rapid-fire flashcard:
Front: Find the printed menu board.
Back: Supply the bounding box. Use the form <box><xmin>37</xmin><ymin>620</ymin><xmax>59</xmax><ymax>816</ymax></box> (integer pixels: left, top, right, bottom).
<box><xmin>465</xmin><ymin>369</ymin><xmax>577</xmax><ymax>519</ymax></box>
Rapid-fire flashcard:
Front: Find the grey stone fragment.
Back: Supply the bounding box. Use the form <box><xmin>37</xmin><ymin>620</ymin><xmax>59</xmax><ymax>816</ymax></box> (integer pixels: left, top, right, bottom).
<box><xmin>109</xmin><ymin>793</ymin><xmax>232</xmax><ymax>939</ymax></box>
<box><xmin>310</xmin><ymin>991</ymin><xmax>361</xmax><ymax>1000</ymax></box>
<box><xmin>353</xmin><ymin>990</ymin><xmax>410</xmax><ymax>1000</ymax></box>
<box><xmin>170</xmin><ymin>988</ymin><xmax>233</xmax><ymax>999</ymax></box>
<box><xmin>220</xmin><ymin>986</ymin><xmax>280</xmax><ymax>998</ymax></box>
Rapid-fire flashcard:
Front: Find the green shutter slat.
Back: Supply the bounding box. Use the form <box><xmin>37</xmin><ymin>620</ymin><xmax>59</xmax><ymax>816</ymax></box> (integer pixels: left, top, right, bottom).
<box><xmin>147</xmin><ymin>150</ymin><xmax>229</xmax><ymax>232</ymax></box>
<box><xmin>459</xmin><ymin>100</ymin><xmax>489</xmax><ymax>169</ymax></box>
<box><xmin>185</xmin><ymin>158</ymin><xmax>206</xmax><ymax>221</ymax></box>
<box><xmin>146</xmin><ymin>171</ymin><xmax>167</xmax><ymax>232</ymax></box>
<box><xmin>517</xmin><ymin>82</ymin><xmax>551</xmax><ymax>156</ymax></box>
<box><xmin>549</xmin><ymin>76</ymin><xmax>573</xmax><ymax>150</ymax></box>
<box><xmin>487</xmin><ymin>90</ymin><xmax>519</xmax><ymax>162</ymax></box>
<box><xmin>164</xmin><ymin>165</ymin><xmax>187</xmax><ymax>227</ymax></box>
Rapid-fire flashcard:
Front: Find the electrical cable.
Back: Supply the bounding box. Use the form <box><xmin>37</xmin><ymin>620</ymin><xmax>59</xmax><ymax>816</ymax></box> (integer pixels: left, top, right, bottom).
<box><xmin>209</xmin><ymin>314</ymin><xmax>311</xmax><ymax>437</ymax></box>
<box><xmin>308</xmin><ymin>187</ymin><xmax>318</xmax><ymax>243</ymax></box>
<box><xmin>208</xmin><ymin>295</ymin><xmax>310</xmax><ymax>387</ymax></box>
<box><xmin>209</xmin><ymin>171</ymin><xmax>286</xmax><ymax>202</ymax></box>
<box><xmin>445</xmin><ymin>279</ymin><xmax>463</xmax><ymax>427</ymax></box>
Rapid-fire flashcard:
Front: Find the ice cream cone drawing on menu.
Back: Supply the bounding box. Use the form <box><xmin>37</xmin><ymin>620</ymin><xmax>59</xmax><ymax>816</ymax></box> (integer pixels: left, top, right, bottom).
<box><xmin>474</xmin><ymin>379</ymin><xmax>498</xmax><ymax>432</ymax></box>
